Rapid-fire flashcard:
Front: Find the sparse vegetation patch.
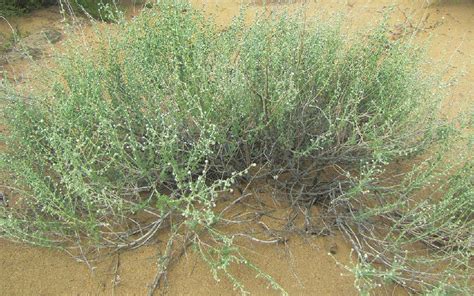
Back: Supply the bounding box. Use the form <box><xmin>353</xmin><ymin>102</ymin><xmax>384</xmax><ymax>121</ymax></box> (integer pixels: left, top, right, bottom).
<box><xmin>0</xmin><ymin>0</ymin><xmax>471</xmax><ymax>294</ymax></box>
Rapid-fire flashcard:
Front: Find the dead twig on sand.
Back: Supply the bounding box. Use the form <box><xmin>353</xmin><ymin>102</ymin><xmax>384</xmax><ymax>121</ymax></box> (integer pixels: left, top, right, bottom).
<box><xmin>147</xmin><ymin>232</ymin><xmax>195</xmax><ymax>296</ymax></box>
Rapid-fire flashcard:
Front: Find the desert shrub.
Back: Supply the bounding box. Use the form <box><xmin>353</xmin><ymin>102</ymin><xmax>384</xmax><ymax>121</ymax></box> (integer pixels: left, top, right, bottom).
<box><xmin>337</xmin><ymin>139</ymin><xmax>473</xmax><ymax>294</ymax></box>
<box><xmin>1</xmin><ymin>0</ymin><xmax>470</xmax><ymax>294</ymax></box>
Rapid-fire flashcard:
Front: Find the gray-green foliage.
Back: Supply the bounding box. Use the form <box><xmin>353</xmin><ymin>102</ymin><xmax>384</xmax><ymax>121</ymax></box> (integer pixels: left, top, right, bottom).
<box><xmin>0</xmin><ymin>0</ymin><xmax>471</xmax><ymax>294</ymax></box>
<box><xmin>339</xmin><ymin>141</ymin><xmax>473</xmax><ymax>294</ymax></box>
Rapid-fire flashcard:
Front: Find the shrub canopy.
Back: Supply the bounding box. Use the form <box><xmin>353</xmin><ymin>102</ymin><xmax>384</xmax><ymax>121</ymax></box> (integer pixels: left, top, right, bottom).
<box><xmin>1</xmin><ymin>1</ymin><xmax>471</xmax><ymax>294</ymax></box>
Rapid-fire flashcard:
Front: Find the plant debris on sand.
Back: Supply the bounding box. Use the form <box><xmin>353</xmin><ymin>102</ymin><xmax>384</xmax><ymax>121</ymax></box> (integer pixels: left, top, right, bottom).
<box><xmin>0</xmin><ymin>0</ymin><xmax>472</xmax><ymax>294</ymax></box>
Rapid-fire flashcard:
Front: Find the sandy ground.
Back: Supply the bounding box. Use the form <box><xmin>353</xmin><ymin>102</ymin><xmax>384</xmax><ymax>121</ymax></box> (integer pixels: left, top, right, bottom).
<box><xmin>0</xmin><ymin>0</ymin><xmax>472</xmax><ymax>295</ymax></box>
